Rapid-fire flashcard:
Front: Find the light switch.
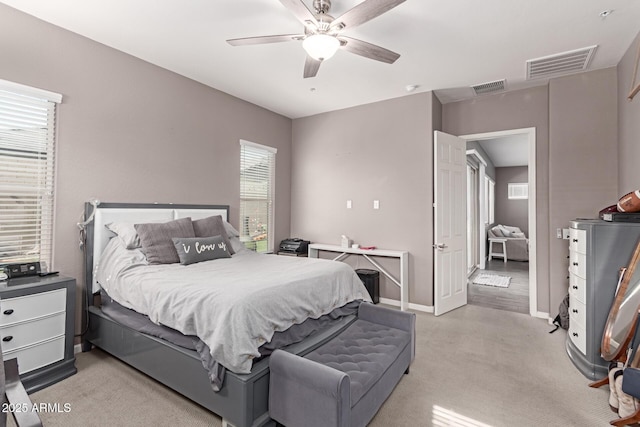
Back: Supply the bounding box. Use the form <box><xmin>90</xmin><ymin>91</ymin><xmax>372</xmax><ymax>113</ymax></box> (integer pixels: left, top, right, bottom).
<box><xmin>373</xmin><ymin>200</ymin><xmax>380</xmax><ymax>210</ymax></box>
<box><xmin>346</xmin><ymin>200</ymin><xmax>352</xmax><ymax>209</ymax></box>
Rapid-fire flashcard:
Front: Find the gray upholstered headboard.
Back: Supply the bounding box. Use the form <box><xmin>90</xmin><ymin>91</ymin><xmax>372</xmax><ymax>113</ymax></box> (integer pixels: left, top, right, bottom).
<box><xmin>84</xmin><ymin>202</ymin><xmax>229</xmax><ymax>297</ymax></box>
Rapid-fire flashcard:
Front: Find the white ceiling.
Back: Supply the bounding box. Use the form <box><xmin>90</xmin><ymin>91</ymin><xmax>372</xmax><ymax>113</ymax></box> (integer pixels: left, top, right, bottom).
<box><xmin>476</xmin><ymin>135</ymin><xmax>528</xmax><ymax>167</ymax></box>
<box><xmin>3</xmin><ymin>0</ymin><xmax>640</xmax><ymax>119</ymax></box>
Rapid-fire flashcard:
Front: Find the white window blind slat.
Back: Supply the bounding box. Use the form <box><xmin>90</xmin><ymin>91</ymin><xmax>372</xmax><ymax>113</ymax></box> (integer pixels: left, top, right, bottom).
<box><xmin>0</xmin><ymin>83</ymin><xmax>59</xmax><ymax>267</ymax></box>
<box><xmin>239</xmin><ymin>140</ymin><xmax>276</xmax><ymax>254</ymax></box>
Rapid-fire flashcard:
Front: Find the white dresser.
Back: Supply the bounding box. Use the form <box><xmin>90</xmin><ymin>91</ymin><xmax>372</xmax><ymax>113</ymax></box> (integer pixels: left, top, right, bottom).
<box><xmin>0</xmin><ymin>275</ymin><xmax>77</xmax><ymax>392</ymax></box>
<box><xmin>567</xmin><ymin>220</ymin><xmax>640</xmax><ymax>380</ymax></box>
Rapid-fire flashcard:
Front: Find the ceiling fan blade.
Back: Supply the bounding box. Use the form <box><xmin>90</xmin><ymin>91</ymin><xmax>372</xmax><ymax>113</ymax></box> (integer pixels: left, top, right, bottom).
<box><xmin>330</xmin><ymin>0</ymin><xmax>405</xmax><ymax>31</ymax></box>
<box><xmin>304</xmin><ymin>55</ymin><xmax>322</xmax><ymax>78</ymax></box>
<box><xmin>339</xmin><ymin>36</ymin><xmax>400</xmax><ymax>64</ymax></box>
<box><xmin>227</xmin><ymin>34</ymin><xmax>304</xmax><ymax>46</ymax></box>
<box><xmin>279</xmin><ymin>0</ymin><xmax>319</xmax><ymax>29</ymax></box>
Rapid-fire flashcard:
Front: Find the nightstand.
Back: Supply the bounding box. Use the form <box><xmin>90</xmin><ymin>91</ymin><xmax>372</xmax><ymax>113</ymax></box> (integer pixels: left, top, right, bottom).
<box><xmin>0</xmin><ymin>275</ymin><xmax>77</xmax><ymax>393</ymax></box>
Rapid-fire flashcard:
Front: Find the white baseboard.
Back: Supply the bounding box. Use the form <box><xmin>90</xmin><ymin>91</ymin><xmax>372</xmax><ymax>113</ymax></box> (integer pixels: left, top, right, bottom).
<box><xmin>378</xmin><ymin>297</ymin><xmax>433</xmax><ymax>313</ymax></box>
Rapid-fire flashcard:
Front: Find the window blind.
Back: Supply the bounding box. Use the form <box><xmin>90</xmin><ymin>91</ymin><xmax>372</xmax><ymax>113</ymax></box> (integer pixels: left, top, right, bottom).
<box><xmin>0</xmin><ymin>82</ymin><xmax>60</xmax><ymax>268</ymax></box>
<box><xmin>508</xmin><ymin>183</ymin><xmax>528</xmax><ymax>200</ymax></box>
<box><xmin>239</xmin><ymin>140</ymin><xmax>276</xmax><ymax>253</ymax></box>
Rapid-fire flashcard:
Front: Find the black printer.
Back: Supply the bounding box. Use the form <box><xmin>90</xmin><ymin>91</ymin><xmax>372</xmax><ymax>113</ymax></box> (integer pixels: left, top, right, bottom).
<box><xmin>278</xmin><ymin>238</ymin><xmax>310</xmax><ymax>256</ymax></box>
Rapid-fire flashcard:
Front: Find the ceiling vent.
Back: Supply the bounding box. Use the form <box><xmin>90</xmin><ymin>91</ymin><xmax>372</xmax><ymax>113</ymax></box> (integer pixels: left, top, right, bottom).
<box><xmin>526</xmin><ymin>45</ymin><xmax>597</xmax><ymax>80</ymax></box>
<box><xmin>471</xmin><ymin>79</ymin><xmax>506</xmax><ymax>95</ymax></box>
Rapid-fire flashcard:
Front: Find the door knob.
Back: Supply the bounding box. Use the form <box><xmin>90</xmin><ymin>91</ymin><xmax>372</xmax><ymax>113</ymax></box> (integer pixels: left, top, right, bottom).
<box><xmin>432</xmin><ymin>243</ymin><xmax>447</xmax><ymax>250</ymax></box>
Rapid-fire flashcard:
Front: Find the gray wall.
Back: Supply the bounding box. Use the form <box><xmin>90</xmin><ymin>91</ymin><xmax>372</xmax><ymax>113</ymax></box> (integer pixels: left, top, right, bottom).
<box><xmin>494</xmin><ymin>166</ymin><xmax>528</xmax><ymax>234</ymax></box>
<box><xmin>291</xmin><ymin>92</ymin><xmax>435</xmax><ymax>306</ymax></box>
<box><xmin>548</xmin><ymin>68</ymin><xmax>618</xmax><ymax>313</ymax></box>
<box><xmin>618</xmin><ymin>30</ymin><xmax>640</xmax><ymax>194</ymax></box>
<box><xmin>0</xmin><ymin>4</ymin><xmax>293</xmax><ymax>333</ymax></box>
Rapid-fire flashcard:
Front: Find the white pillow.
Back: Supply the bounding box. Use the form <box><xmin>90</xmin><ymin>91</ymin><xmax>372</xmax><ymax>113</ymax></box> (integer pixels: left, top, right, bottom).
<box><xmin>105</xmin><ymin>222</ymin><xmax>141</xmax><ymax>249</ymax></box>
<box><xmin>502</xmin><ymin>225</ymin><xmax>522</xmax><ymax>234</ymax></box>
<box><xmin>491</xmin><ymin>226</ymin><xmax>505</xmax><ymax>237</ymax></box>
<box><xmin>512</xmin><ymin>232</ymin><xmax>526</xmax><ymax>238</ymax></box>
<box><xmin>496</xmin><ymin>225</ymin><xmax>512</xmax><ymax>237</ymax></box>
<box><xmin>224</xmin><ymin>220</ymin><xmax>240</xmax><ymax>237</ymax></box>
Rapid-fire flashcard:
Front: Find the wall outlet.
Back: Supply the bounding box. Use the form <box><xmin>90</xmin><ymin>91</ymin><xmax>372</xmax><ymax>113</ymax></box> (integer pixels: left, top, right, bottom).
<box><xmin>346</xmin><ymin>200</ymin><xmax>352</xmax><ymax>209</ymax></box>
<box><xmin>556</xmin><ymin>228</ymin><xmax>562</xmax><ymax>239</ymax></box>
<box><xmin>373</xmin><ymin>200</ymin><xmax>380</xmax><ymax>210</ymax></box>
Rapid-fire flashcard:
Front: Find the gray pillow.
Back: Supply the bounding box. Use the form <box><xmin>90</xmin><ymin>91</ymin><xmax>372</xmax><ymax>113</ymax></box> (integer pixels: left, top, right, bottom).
<box><xmin>172</xmin><ymin>235</ymin><xmax>231</xmax><ymax>265</ymax></box>
<box><xmin>192</xmin><ymin>215</ymin><xmax>235</xmax><ymax>255</ymax></box>
<box><xmin>135</xmin><ymin>217</ymin><xmax>195</xmax><ymax>264</ymax></box>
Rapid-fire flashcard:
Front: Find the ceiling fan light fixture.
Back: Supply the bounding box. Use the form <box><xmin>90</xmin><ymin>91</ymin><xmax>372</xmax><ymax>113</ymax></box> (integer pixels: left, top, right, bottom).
<box><xmin>303</xmin><ymin>34</ymin><xmax>340</xmax><ymax>61</ymax></box>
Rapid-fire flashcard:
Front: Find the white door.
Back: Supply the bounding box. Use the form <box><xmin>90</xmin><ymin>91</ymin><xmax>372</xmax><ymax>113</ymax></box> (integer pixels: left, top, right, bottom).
<box><xmin>434</xmin><ymin>131</ymin><xmax>467</xmax><ymax>316</ymax></box>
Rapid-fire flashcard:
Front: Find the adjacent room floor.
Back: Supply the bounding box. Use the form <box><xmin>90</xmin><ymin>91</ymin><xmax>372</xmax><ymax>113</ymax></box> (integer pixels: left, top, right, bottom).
<box><xmin>468</xmin><ymin>259</ymin><xmax>529</xmax><ymax>314</ymax></box>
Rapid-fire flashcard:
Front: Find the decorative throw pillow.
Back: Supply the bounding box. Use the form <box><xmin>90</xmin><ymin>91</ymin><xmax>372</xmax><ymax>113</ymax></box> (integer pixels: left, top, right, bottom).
<box><xmin>491</xmin><ymin>227</ymin><xmax>504</xmax><ymax>237</ymax></box>
<box><xmin>105</xmin><ymin>222</ymin><xmax>141</xmax><ymax>249</ymax></box>
<box><xmin>191</xmin><ymin>215</ymin><xmax>235</xmax><ymax>255</ymax></box>
<box><xmin>135</xmin><ymin>217</ymin><xmax>195</xmax><ymax>264</ymax></box>
<box><xmin>172</xmin><ymin>235</ymin><xmax>231</xmax><ymax>265</ymax></box>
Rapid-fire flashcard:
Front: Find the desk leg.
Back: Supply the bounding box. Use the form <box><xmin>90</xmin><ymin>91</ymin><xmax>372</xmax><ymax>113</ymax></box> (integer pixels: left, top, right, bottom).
<box><xmin>400</xmin><ymin>253</ymin><xmax>408</xmax><ymax>311</ymax></box>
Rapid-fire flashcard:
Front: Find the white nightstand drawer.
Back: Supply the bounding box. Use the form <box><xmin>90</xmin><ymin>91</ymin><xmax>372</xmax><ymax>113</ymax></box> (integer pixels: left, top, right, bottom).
<box><xmin>3</xmin><ymin>335</ymin><xmax>65</xmax><ymax>374</ymax></box>
<box><xmin>569</xmin><ymin>272</ymin><xmax>586</xmax><ymax>305</ymax></box>
<box><xmin>0</xmin><ymin>288</ymin><xmax>66</xmax><ymax>326</ymax></box>
<box><xmin>0</xmin><ymin>312</ymin><xmax>65</xmax><ymax>352</ymax></box>
<box><xmin>569</xmin><ymin>319</ymin><xmax>587</xmax><ymax>356</ymax></box>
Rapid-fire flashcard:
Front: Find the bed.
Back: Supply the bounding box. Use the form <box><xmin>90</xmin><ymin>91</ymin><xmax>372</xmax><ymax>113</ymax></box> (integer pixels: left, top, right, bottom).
<box><xmin>82</xmin><ymin>202</ymin><xmax>370</xmax><ymax>427</ymax></box>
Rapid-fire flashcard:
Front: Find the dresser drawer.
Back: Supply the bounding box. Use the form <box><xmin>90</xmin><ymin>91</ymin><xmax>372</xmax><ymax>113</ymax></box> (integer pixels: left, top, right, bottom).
<box><xmin>569</xmin><ymin>272</ymin><xmax>586</xmax><ymax>305</ymax></box>
<box><xmin>570</xmin><ymin>228</ymin><xmax>587</xmax><ymax>254</ymax></box>
<box><xmin>569</xmin><ymin>251</ymin><xmax>586</xmax><ymax>279</ymax></box>
<box><xmin>568</xmin><ymin>318</ymin><xmax>587</xmax><ymax>356</ymax></box>
<box><xmin>0</xmin><ymin>312</ymin><xmax>65</xmax><ymax>353</ymax></box>
<box><xmin>569</xmin><ymin>298</ymin><xmax>587</xmax><ymax>329</ymax></box>
<box><xmin>0</xmin><ymin>288</ymin><xmax>66</xmax><ymax>326</ymax></box>
<box><xmin>3</xmin><ymin>335</ymin><xmax>65</xmax><ymax>374</ymax></box>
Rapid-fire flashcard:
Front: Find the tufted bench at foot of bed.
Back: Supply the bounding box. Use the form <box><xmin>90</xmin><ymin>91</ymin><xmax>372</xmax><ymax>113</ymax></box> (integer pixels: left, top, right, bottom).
<box><xmin>268</xmin><ymin>303</ymin><xmax>415</xmax><ymax>427</ymax></box>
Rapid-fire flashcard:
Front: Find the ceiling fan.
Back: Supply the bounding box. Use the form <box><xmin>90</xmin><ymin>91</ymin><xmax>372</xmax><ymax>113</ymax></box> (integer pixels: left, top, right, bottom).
<box><xmin>226</xmin><ymin>0</ymin><xmax>406</xmax><ymax>78</ymax></box>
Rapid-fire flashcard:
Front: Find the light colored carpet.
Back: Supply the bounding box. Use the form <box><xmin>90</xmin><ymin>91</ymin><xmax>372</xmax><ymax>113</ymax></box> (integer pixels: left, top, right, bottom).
<box><xmin>17</xmin><ymin>305</ymin><xmax>616</xmax><ymax>427</ymax></box>
<box><xmin>473</xmin><ymin>273</ymin><xmax>511</xmax><ymax>288</ymax></box>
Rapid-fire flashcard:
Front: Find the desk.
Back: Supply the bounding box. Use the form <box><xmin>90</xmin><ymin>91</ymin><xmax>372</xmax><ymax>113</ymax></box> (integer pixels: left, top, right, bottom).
<box><xmin>308</xmin><ymin>243</ymin><xmax>409</xmax><ymax>311</ymax></box>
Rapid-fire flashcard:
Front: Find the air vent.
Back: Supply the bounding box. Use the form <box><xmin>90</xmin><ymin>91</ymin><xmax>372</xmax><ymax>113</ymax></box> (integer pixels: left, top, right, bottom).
<box><xmin>526</xmin><ymin>45</ymin><xmax>597</xmax><ymax>80</ymax></box>
<box><xmin>471</xmin><ymin>79</ymin><xmax>506</xmax><ymax>95</ymax></box>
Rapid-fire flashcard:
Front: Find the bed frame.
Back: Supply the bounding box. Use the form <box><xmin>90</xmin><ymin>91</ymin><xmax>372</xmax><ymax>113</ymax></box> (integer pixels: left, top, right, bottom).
<box><xmin>81</xmin><ymin>202</ymin><xmax>357</xmax><ymax>427</ymax></box>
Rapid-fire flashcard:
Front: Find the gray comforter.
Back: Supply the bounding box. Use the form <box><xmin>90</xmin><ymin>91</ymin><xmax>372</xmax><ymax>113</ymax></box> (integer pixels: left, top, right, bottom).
<box><xmin>96</xmin><ymin>238</ymin><xmax>371</xmax><ymax>374</ymax></box>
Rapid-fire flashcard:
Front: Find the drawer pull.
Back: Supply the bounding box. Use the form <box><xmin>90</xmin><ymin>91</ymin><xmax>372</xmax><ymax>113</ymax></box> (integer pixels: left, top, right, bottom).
<box><xmin>573</xmin><ymin>262</ymin><xmax>579</xmax><ymax>266</ymax></box>
<box><xmin>572</xmin><ymin>332</ymin><xmax>579</xmax><ymax>337</ymax></box>
<box><xmin>572</xmin><ymin>285</ymin><xmax>578</xmax><ymax>290</ymax></box>
<box><xmin>2</xmin><ymin>336</ymin><xmax>13</xmax><ymax>342</ymax></box>
<box><xmin>3</xmin><ymin>309</ymin><xmax>13</xmax><ymax>315</ymax></box>
<box><xmin>573</xmin><ymin>309</ymin><xmax>579</xmax><ymax>313</ymax></box>
<box><xmin>573</xmin><ymin>239</ymin><xmax>578</xmax><ymax>243</ymax></box>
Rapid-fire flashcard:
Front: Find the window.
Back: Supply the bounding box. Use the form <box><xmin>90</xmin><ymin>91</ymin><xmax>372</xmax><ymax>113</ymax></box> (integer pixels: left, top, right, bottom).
<box><xmin>508</xmin><ymin>183</ymin><xmax>528</xmax><ymax>200</ymax></box>
<box><xmin>239</xmin><ymin>140</ymin><xmax>276</xmax><ymax>253</ymax></box>
<box><xmin>484</xmin><ymin>176</ymin><xmax>495</xmax><ymax>224</ymax></box>
<box><xmin>0</xmin><ymin>80</ymin><xmax>62</xmax><ymax>268</ymax></box>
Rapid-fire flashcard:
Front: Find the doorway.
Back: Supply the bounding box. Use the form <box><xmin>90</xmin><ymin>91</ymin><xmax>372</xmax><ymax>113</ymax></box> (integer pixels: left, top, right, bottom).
<box><xmin>460</xmin><ymin>128</ymin><xmax>537</xmax><ymax>316</ymax></box>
